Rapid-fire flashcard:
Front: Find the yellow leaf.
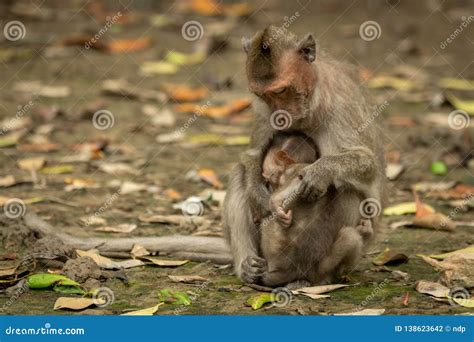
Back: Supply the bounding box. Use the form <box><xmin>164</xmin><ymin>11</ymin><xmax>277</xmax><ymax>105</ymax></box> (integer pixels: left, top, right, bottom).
<box><xmin>140</xmin><ymin>61</ymin><xmax>178</xmax><ymax>75</ymax></box>
<box><xmin>450</xmin><ymin>297</ymin><xmax>474</xmax><ymax>308</ymax></box>
<box><xmin>447</xmin><ymin>94</ymin><xmax>474</xmax><ymax>115</ymax></box>
<box><xmin>121</xmin><ymin>303</ymin><xmax>163</xmax><ymax>315</ymax></box>
<box><xmin>142</xmin><ymin>257</ymin><xmax>189</xmax><ymax>267</ymax></box>
<box><xmin>367</xmin><ymin>76</ymin><xmax>417</xmax><ymax>91</ymax></box>
<box><xmin>383</xmin><ymin>202</ymin><xmax>434</xmax><ymax>216</ymax></box>
<box><xmin>438</xmin><ymin>78</ymin><xmax>474</xmax><ymax>91</ymax></box>
<box><xmin>165</xmin><ymin>51</ymin><xmax>206</xmax><ymax>65</ymax></box>
<box><xmin>41</xmin><ymin>164</ymin><xmax>74</xmax><ymax>174</ymax></box>
<box><xmin>427</xmin><ymin>245</ymin><xmax>474</xmax><ymax>260</ymax></box>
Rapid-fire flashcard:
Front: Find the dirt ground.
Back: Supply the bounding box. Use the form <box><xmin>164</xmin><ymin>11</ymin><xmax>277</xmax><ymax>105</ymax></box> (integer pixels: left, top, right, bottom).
<box><xmin>0</xmin><ymin>0</ymin><xmax>473</xmax><ymax>315</ymax></box>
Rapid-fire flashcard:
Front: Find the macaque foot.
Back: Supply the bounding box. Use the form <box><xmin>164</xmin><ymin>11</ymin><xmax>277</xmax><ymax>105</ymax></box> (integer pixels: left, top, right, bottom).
<box><xmin>241</xmin><ymin>256</ymin><xmax>267</xmax><ymax>283</ymax></box>
<box><xmin>276</xmin><ymin>208</ymin><xmax>293</xmax><ymax>228</ymax></box>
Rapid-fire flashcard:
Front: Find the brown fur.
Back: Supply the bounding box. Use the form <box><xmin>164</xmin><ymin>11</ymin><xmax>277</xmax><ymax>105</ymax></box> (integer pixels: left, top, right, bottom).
<box><xmin>223</xmin><ymin>27</ymin><xmax>385</xmax><ymax>285</ymax></box>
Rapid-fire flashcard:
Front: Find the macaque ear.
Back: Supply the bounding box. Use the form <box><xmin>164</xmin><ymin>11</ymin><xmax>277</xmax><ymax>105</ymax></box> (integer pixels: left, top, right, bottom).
<box><xmin>242</xmin><ymin>37</ymin><xmax>252</xmax><ymax>54</ymax></box>
<box><xmin>276</xmin><ymin>150</ymin><xmax>296</xmax><ymax>167</ymax></box>
<box><xmin>297</xmin><ymin>34</ymin><xmax>316</xmax><ymax>63</ymax></box>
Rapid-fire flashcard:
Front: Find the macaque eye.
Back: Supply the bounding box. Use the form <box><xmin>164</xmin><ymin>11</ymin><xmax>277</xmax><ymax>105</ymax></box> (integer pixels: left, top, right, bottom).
<box><xmin>272</xmin><ymin>87</ymin><xmax>287</xmax><ymax>95</ymax></box>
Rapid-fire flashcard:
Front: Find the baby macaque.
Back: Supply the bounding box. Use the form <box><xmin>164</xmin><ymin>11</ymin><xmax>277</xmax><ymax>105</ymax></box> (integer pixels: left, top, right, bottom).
<box><xmin>260</xmin><ymin>162</ymin><xmax>373</xmax><ymax>286</ymax></box>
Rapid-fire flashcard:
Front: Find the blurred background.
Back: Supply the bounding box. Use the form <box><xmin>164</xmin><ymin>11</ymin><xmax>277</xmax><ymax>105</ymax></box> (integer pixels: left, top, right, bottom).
<box><xmin>0</xmin><ymin>0</ymin><xmax>473</xmax><ymax>315</ymax></box>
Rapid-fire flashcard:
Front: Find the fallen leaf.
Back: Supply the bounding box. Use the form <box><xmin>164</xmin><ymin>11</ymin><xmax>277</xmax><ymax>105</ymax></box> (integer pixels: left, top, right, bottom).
<box><xmin>386</xmin><ymin>163</ymin><xmax>404</xmax><ymax>180</ymax></box>
<box><xmin>415</xmin><ymin>280</ymin><xmax>449</xmax><ymax>298</ymax></box>
<box><xmin>292</xmin><ymin>284</ymin><xmax>349</xmax><ymax>295</ymax></box>
<box><xmin>13</xmin><ymin>81</ymin><xmax>71</xmax><ymax>98</ymax></box>
<box><xmin>120</xmin><ymin>181</ymin><xmax>148</xmax><ymax>194</ymax></box>
<box><xmin>383</xmin><ymin>202</ymin><xmax>434</xmax><ymax>216</ymax></box>
<box><xmin>427</xmin><ymin>184</ymin><xmax>474</xmax><ymax>200</ymax></box>
<box><xmin>95</xmin><ymin>223</ymin><xmax>137</xmax><ymax>233</ymax></box>
<box><xmin>372</xmin><ymin>248</ymin><xmax>409</xmax><ymax>266</ymax></box>
<box><xmin>18</xmin><ymin>143</ymin><xmax>60</xmax><ymax>153</ymax></box>
<box><xmin>162</xmin><ymin>188</ymin><xmax>183</xmax><ymax>201</ymax></box>
<box><xmin>140</xmin><ymin>61</ymin><xmax>179</xmax><ymax>75</ymax></box>
<box><xmin>28</xmin><ymin>273</ymin><xmax>80</xmax><ymax>289</ymax></box>
<box><xmin>130</xmin><ymin>244</ymin><xmax>149</xmax><ymax>258</ymax></box>
<box><xmin>0</xmin><ymin>175</ymin><xmax>17</xmax><ymax>187</ymax></box>
<box><xmin>419</xmin><ymin>254</ymin><xmax>474</xmax><ymax>288</ymax></box>
<box><xmin>156</xmin><ymin>132</ymin><xmax>185</xmax><ymax>144</ymax></box>
<box><xmin>157</xmin><ymin>289</ymin><xmax>191</xmax><ymax>305</ymax></box>
<box><xmin>412</xmin><ymin>181</ymin><xmax>456</xmax><ymax>193</ymax></box>
<box><xmin>427</xmin><ymin>245</ymin><xmax>474</xmax><ymax>260</ymax></box>
<box><xmin>367</xmin><ymin>76</ymin><xmax>417</xmax><ymax>91</ymax></box>
<box><xmin>18</xmin><ymin>157</ymin><xmax>46</xmax><ymax>171</ymax></box>
<box><xmin>98</xmin><ymin>162</ymin><xmax>140</xmax><ymax>176</ymax></box>
<box><xmin>138</xmin><ymin>214</ymin><xmax>207</xmax><ymax>227</ymax></box>
<box><xmin>165</xmin><ymin>51</ymin><xmax>206</xmax><ymax>65</ymax></box>
<box><xmin>412</xmin><ymin>212</ymin><xmax>455</xmax><ymax>231</ymax></box>
<box><xmin>54</xmin><ymin>297</ymin><xmax>101</xmax><ymax>311</ymax></box>
<box><xmin>121</xmin><ymin>303</ymin><xmax>164</xmax><ymax>315</ymax></box>
<box><xmin>101</xmin><ymin>79</ymin><xmax>166</xmax><ymax>103</ymax></box>
<box><xmin>450</xmin><ymin>297</ymin><xmax>474</xmax><ymax>308</ymax></box>
<box><xmin>0</xmin><ymin>136</ymin><xmax>18</xmax><ymax>148</ymax></box>
<box><xmin>430</xmin><ymin>161</ymin><xmax>448</xmax><ymax>176</ymax></box>
<box><xmin>439</xmin><ymin>78</ymin><xmax>474</xmax><ymax>91</ymax></box>
<box><xmin>142</xmin><ymin>105</ymin><xmax>176</xmax><ymax>128</ymax></box>
<box><xmin>40</xmin><ymin>164</ymin><xmax>74</xmax><ymax>174</ymax></box>
<box><xmin>107</xmin><ymin>37</ymin><xmax>151</xmax><ymax>53</ymax></box>
<box><xmin>246</xmin><ymin>293</ymin><xmax>274</xmax><ymax>310</ymax></box>
<box><xmin>168</xmin><ymin>275</ymin><xmax>207</xmax><ymax>283</ymax></box>
<box><xmin>76</xmin><ymin>249</ymin><xmax>145</xmax><ymax>270</ymax></box>
<box><xmin>447</xmin><ymin>94</ymin><xmax>474</xmax><ymax>115</ymax></box>
<box><xmin>184</xmin><ymin>134</ymin><xmax>250</xmax><ymax>147</ymax></box>
<box><xmin>142</xmin><ymin>257</ymin><xmax>189</xmax><ymax>267</ymax></box>
<box><xmin>64</xmin><ymin>178</ymin><xmax>98</xmax><ymax>192</ymax></box>
<box><xmin>335</xmin><ymin>308</ymin><xmax>385</xmax><ymax>316</ymax></box>
<box><xmin>162</xmin><ymin>84</ymin><xmax>209</xmax><ymax>102</ymax></box>
<box><xmin>198</xmin><ymin>168</ymin><xmax>223</xmax><ymax>189</ymax></box>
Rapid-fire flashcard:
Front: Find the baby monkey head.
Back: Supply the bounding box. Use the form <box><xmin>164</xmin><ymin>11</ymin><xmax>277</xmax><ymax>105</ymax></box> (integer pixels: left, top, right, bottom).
<box><xmin>243</xmin><ymin>26</ymin><xmax>317</xmax><ymax>127</ymax></box>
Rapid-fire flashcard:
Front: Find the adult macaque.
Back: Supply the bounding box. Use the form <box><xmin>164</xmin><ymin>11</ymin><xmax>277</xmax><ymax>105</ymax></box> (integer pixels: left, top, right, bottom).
<box><xmin>223</xmin><ymin>26</ymin><xmax>385</xmax><ymax>284</ymax></box>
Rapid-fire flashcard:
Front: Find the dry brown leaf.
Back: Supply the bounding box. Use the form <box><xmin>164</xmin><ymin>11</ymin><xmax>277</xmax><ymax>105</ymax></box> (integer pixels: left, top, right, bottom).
<box><xmin>372</xmin><ymin>248</ymin><xmax>409</xmax><ymax>266</ymax></box>
<box><xmin>106</xmin><ymin>37</ymin><xmax>151</xmax><ymax>53</ymax></box>
<box><xmin>412</xmin><ymin>212</ymin><xmax>455</xmax><ymax>231</ymax></box>
<box><xmin>138</xmin><ymin>214</ymin><xmax>207</xmax><ymax>226</ymax></box>
<box><xmin>198</xmin><ymin>168</ymin><xmax>223</xmax><ymax>189</ymax></box>
<box><xmin>18</xmin><ymin>143</ymin><xmax>60</xmax><ymax>153</ymax></box>
<box><xmin>76</xmin><ymin>249</ymin><xmax>145</xmax><ymax>270</ymax></box>
<box><xmin>162</xmin><ymin>188</ymin><xmax>183</xmax><ymax>201</ymax></box>
<box><xmin>130</xmin><ymin>244</ymin><xmax>150</xmax><ymax>258</ymax></box>
<box><xmin>54</xmin><ymin>297</ymin><xmax>102</xmax><ymax>311</ymax></box>
<box><xmin>18</xmin><ymin>157</ymin><xmax>46</xmax><ymax>171</ymax></box>
<box><xmin>168</xmin><ymin>275</ymin><xmax>208</xmax><ymax>283</ymax></box>
<box><xmin>419</xmin><ymin>254</ymin><xmax>474</xmax><ymax>288</ymax></box>
<box><xmin>335</xmin><ymin>308</ymin><xmax>385</xmax><ymax>316</ymax></box>
<box><xmin>142</xmin><ymin>257</ymin><xmax>189</xmax><ymax>267</ymax></box>
<box><xmin>121</xmin><ymin>303</ymin><xmax>163</xmax><ymax>316</ymax></box>
<box><xmin>415</xmin><ymin>280</ymin><xmax>449</xmax><ymax>298</ymax></box>
<box><xmin>0</xmin><ymin>175</ymin><xmax>17</xmax><ymax>187</ymax></box>
<box><xmin>428</xmin><ymin>184</ymin><xmax>474</xmax><ymax>200</ymax></box>
<box><xmin>292</xmin><ymin>284</ymin><xmax>349</xmax><ymax>295</ymax></box>
<box><xmin>98</xmin><ymin>162</ymin><xmax>140</xmax><ymax>176</ymax></box>
<box><xmin>162</xmin><ymin>84</ymin><xmax>209</xmax><ymax>102</ymax></box>
<box><xmin>95</xmin><ymin>223</ymin><xmax>137</xmax><ymax>233</ymax></box>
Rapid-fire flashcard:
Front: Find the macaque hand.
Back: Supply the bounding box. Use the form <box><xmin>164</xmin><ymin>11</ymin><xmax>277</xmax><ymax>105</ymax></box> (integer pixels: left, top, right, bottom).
<box><xmin>276</xmin><ymin>207</ymin><xmax>292</xmax><ymax>228</ymax></box>
<box><xmin>298</xmin><ymin>163</ymin><xmax>332</xmax><ymax>202</ymax></box>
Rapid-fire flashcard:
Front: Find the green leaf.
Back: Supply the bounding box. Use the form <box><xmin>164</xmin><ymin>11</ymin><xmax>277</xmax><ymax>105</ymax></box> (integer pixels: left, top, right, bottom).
<box><xmin>157</xmin><ymin>289</ymin><xmax>191</xmax><ymax>305</ymax></box>
<box><xmin>0</xmin><ymin>136</ymin><xmax>18</xmax><ymax>148</ymax></box>
<box><xmin>53</xmin><ymin>285</ymin><xmax>85</xmax><ymax>295</ymax></box>
<box><xmin>438</xmin><ymin>78</ymin><xmax>474</xmax><ymax>91</ymax></box>
<box><xmin>447</xmin><ymin>94</ymin><xmax>474</xmax><ymax>115</ymax></box>
<box><xmin>28</xmin><ymin>274</ymin><xmax>80</xmax><ymax>289</ymax></box>
<box><xmin>245</xmin><ymin>293</ymin><xmax>275</xmax><ymax>310</ymax></box>
<box><xmin>430</xmin><ymin>161</ymin><xmax>448</xmax><ymax>176</ymax></box>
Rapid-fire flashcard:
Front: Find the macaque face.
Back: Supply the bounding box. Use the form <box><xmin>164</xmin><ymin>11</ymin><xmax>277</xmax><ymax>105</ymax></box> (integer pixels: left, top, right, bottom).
<box><xmin>262</xmin><ymin>148</ymin><xmax>287</xmax><ymax>192</ymax></box>
<box><xmin>248</xmin><ymin>50</ymin><xmax>317</xmax><ymax>124</ymax></box>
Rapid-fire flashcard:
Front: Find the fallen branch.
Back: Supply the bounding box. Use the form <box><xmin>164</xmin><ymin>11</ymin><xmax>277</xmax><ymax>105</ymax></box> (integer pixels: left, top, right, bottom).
<box><xmin>23</xmin><ymin>213</ymin><xmax>232</xmax><ymax>264</ymax></box>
